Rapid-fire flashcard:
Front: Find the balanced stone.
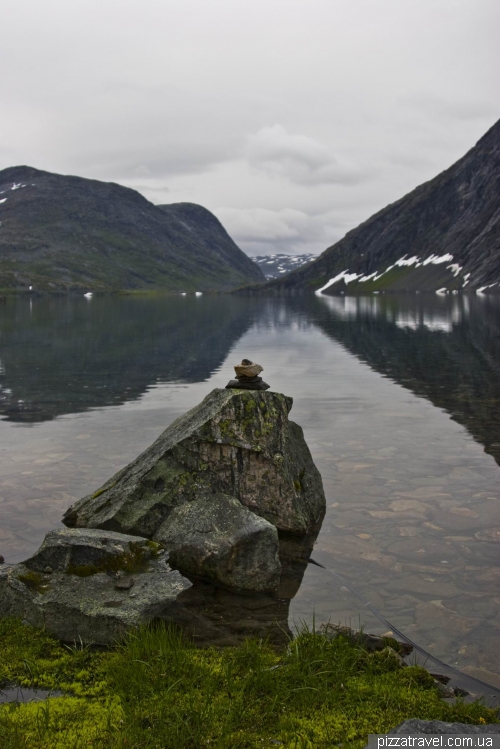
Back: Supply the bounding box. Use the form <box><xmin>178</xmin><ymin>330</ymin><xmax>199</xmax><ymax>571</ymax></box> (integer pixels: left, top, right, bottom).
<box><xmin>234</xmin><ymin>359</ymin><xmax>263</xmax><ymax>378</ymax></box>
<box><xmin>62</xmin><ymin>388</ymin><xmax>325</xmax><ymax>537</ymax></box>
<box><xmin>226</xmin><ymin>358</ymin><xmax>270</xmax><ymax>390</ymax></box>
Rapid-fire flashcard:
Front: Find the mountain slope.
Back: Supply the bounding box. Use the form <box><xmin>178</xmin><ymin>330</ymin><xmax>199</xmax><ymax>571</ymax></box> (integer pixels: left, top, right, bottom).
<box><xmin>263</xmin><ymin>119</ymin><xmax>500</xmax><ymax>294</ymax></box>
<box><xmin>0</xmin><ymin>166</ymin><xmax>264</xmax><ymax>291</ymax></box>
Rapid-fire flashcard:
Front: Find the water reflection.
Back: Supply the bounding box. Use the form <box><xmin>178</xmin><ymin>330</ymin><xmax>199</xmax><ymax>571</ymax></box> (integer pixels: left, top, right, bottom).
<box><xmin>318</xmin><ymin>293</ymin><xmax>472</xmax><ymax>331</ymax></box>
<box><xmin>309</xmin><ymin>294</ymin><xmax>500</xmax><ymax>466</ymax></box>
<box><xmin>3</xmin><ymin>294</ymin><xmax>499</xmax><ymax>469</ymax></box>
<box><xmin>0</xmin><ymin>296</ymin><xmax>261</xmax><ymax>422</ymax></box>
<box><xmin>166</xmin><ymin>529</ymin><xmax>321</xmax><ymax>648</ymax></box>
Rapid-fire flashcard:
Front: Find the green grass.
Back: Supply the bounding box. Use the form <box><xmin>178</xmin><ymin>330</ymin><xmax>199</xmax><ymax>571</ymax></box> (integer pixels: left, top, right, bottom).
<box><xmin>0</xmin><ymin>618</ymin><xmax>496</xmax><ymax>748</ymax></box>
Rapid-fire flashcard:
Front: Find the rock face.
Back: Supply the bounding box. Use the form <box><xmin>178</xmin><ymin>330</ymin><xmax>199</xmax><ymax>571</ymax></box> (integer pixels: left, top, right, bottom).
<box><xmin>155</xmin><ymin>493</ymin><xmax>281</xmax><ymax>593</ymax></box>
<box><xmin>63</xmin><ymin>389</ymin><xmax>326</xmax><ymax>537</ymax></box>
<box><xmin>0</xmin><ymin>529</ymin><xmax>192</xmax><ymax>645</ymax></box>
<box><xmin>260</xmin><ymin>119</ymin><xmax>500</xmax><ymax>294</ymax></box>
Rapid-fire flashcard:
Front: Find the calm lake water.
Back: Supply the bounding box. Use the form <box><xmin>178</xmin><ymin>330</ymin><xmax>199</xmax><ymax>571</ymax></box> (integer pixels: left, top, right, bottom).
<box><xmin>1</xmin><ymin>293</ymin><xmax>499</xmax><ymax>688</ymax></box>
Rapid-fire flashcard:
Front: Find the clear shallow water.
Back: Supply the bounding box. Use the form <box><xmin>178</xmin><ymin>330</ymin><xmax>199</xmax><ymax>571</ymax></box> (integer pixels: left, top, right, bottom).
<box><xmin>0</xmin><ymin>294</ymin><xmax>499</xmax><ymax>686</ymax></box>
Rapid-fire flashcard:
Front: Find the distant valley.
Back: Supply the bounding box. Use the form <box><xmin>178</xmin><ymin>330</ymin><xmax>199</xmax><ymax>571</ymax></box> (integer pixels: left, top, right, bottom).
<box><xmin>0</xmin><ymin>166</ymin><xmax>264</xmax><ymax>292</ymax></box>
<box><xmin>252</xmin><ymin>253</ymin><xmax>317</xmax><ymax>279</ymax></box>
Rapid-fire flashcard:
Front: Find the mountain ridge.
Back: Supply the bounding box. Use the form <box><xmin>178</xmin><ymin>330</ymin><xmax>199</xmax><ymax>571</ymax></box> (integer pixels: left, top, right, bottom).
<box><xmin>258</xmin><ymin>119</ymin><xmax>500</xmax><ymax>294</ymax></box>
<box><xmin>0</xmin><ymin>166</ymin><xmax>264</xmax><ymax>291</ymax></box>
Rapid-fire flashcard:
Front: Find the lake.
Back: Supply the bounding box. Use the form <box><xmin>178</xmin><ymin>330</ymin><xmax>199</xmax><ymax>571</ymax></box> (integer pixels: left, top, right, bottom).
<box><xmin>1</xmin><ymin>293</ymin><xmax>499</xmax><ymax>689</ymax></box>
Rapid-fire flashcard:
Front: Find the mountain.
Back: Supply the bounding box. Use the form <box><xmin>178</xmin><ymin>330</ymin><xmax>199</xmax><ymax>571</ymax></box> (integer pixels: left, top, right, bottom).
<box><xmin>0</xmin><ymin>166</ymin><xmax>264</xmax><ymax>291</ymax></box>
<box><xmin>261</xmin><ymin>119</ymin><xmax>500</xmax><ymax>295</ymax></box>
<box><xmin>252</xmin><ymin>254</ymin><xmax>317</xmax><ymax>280</ymax></box>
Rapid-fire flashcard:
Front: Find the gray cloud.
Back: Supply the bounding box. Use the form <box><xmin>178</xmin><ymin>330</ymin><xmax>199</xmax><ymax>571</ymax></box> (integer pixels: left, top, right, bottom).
<box><xmin>215</xmin><ymin>206</ymin><xmax>342</xmax><ymax>256</ymax></box>
<box><xmin>0</xmin><ymin>0</ymin><xmax>498</xmax><ymax>256</ymax></box>
<box><xmin>401</xmin><ymin>94</ymin><xmax>499</xmax><ymax>124</ymax></box>
<box><xmin>245</xmin><ymin>125</ymin><xmax>370</xmax><ymax>186</ymax></box>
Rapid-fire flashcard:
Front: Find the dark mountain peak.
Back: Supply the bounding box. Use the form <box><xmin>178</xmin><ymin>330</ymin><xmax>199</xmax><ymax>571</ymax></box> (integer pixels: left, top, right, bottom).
<box><xmin>0</xmin><ymin>164</ymin><xmax>152</xmax><ymax>207</ymax></box>
<box><xmin>475</xmin><ymin>117</ymin><xmax>500</xmax><ymax>148</ymax></box>
<box><xmin>262</xmin><ymin>119</ymin><xmax>500</xmax><ymax>295</ymax></box>
<box><xmin>0</xmin><ymin>167</ymin><xmax>263</xmax><ymax>291</ymax></box>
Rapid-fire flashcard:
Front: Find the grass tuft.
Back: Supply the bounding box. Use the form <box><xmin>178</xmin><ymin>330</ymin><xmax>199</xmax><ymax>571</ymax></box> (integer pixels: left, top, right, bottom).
<box><xmin>17</xmin><ymin>571</ymin><xmax>50</xmax><ymax>595</ymax></box>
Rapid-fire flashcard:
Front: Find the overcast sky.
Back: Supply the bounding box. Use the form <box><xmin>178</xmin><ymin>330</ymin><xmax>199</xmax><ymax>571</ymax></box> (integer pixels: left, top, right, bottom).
<box><xmin>1</xmin><ymin>0</ymin><xmax>499</xmax><ymax>256</ymax></box>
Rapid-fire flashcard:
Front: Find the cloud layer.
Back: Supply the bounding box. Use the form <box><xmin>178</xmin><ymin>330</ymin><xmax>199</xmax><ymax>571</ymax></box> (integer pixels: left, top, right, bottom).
<box><xmin>0</xmin><ymin>0</ymin><xmax>498</xmax><ymax>257</ymax></box>
<box><xmin>245</xmin><ymin>125</ymin><xmax>368</xmax><ymax>186</ymax></box>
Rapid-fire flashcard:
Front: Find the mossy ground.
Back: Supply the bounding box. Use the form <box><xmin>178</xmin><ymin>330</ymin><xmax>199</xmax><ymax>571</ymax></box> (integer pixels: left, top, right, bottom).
<box><xmin>0</xmin><ymin>619</ymin><xmax>496</xmax><ymax>749</ymax></box>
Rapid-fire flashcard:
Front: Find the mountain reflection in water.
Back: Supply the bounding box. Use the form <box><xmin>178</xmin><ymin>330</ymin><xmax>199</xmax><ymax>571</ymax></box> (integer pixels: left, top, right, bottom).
<box><xmin>1</xmin><ymin>293</ymin><xmax>499</xmax><ymax>467</ymax></box>
<box><xmin>0</xmin><ymin>296</ymin><xmax>260</xmax><ymax>422</ymax></box>
<box><xmin>310</xmin><ymin>294</ymin><xmax>500</xmax><ymax>467</ymax></box>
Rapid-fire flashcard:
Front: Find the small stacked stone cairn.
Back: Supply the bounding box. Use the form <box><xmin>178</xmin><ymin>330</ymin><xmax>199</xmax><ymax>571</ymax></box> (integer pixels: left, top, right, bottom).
<box><xmin>225</xmin><ymin>359</ymin><xmax>270</xmax><ymax>391</ymax></box>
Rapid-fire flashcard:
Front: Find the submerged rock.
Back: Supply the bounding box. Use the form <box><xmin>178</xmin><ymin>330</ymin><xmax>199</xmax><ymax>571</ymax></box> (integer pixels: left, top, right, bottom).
<box><xmin>63</xmin><ymin>388</ymin><xmax>325</xmax><ymax>536</ymax></box>
<box><xmin>155</xmin><ymin>493</ymin><xmax>281</xmax><ymax>593</ymax></box>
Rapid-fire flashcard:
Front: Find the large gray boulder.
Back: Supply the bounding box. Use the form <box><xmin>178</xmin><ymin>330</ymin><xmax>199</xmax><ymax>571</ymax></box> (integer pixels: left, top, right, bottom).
<box><xmin>0</xmin><ymin>529</ymin><xmax>192</xmax><ymax>645</ymax></box>
<box><xmin>62</xmin><ymin>389</ymin><xmax>325</xmax><ymax>536</ymax></box>
<box><xmin>155</xmin><ymin>493</ymin><xmax>281</xmax><ymax>593</ymax></box>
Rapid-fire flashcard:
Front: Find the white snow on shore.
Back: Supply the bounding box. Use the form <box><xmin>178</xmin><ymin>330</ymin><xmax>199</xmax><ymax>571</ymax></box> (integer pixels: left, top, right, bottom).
<box><xmin>315</xmin><ymin>253</ymin><xmax>471</xmax><ymax>294</ymax></box>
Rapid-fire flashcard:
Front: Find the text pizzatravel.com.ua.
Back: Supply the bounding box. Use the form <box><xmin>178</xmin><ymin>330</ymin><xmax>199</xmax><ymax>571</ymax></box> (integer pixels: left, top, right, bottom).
<box><xmin>371</xmin><ymin>738</ymin><xmax>496</xmax><ymax>747</ymax></box>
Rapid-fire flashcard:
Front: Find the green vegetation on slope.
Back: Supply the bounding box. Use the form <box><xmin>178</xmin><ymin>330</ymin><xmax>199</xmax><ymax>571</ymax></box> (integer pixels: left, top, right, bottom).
<box><xmin>0</xmin><ymin>619</ymin><xmax>496</xmax><ymax>748</ymax></box>
<box><xmin>0</xmin><ymin>166</ymin><xmax>264</xmax><ymax>292</ymax></box>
